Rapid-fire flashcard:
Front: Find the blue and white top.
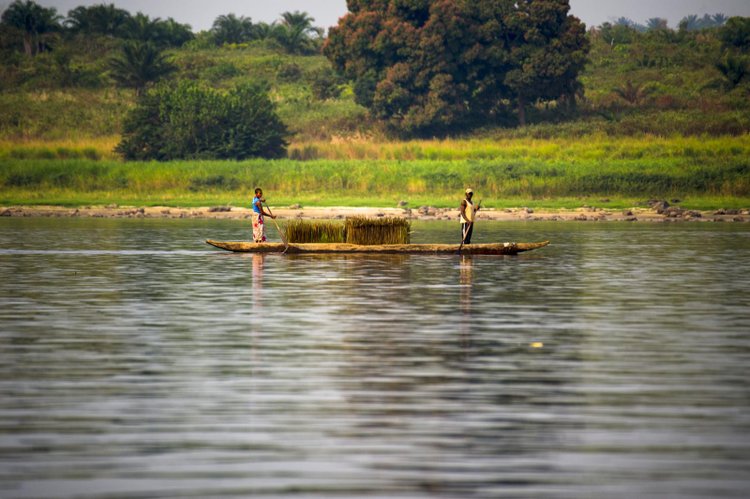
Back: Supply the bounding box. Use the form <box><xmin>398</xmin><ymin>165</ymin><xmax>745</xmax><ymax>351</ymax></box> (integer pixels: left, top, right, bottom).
<box><xmin>252</xmin><ymin>196</ymin><xmax>262</xmax><ymax>215</ymax></box>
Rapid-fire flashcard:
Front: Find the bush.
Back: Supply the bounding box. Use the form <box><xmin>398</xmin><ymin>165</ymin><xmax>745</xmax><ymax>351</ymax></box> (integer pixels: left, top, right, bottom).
<box><xmin>310</xmin><ymin>68</ymin><xmax>343</xmax><ymax>101</ymax></box>
<box><xmin>115</xmin><ymin>80</ymin><xmax>289</xmax><ymax>160</ymax></box>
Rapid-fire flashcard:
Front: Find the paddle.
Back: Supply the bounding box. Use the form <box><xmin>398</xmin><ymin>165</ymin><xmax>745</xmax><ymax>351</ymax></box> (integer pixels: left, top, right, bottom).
<box><xmin>263</xmin><ymin>202</ymin><xmax>289</xmax><ymax>253</ymax></box>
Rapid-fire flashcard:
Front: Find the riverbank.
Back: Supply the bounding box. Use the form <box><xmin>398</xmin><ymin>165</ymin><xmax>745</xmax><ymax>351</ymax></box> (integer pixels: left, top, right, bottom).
<box><xmin>2</xmin><ymin>204</ymin><xmax>749</xmax><ymax>223</ymax></box>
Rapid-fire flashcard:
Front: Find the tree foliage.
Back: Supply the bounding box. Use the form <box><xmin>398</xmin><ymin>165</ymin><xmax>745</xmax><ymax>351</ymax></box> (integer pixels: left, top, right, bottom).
<box><xmin>65</xmin><ymin>3</ymin><xmax>131</xmax><ymax>37</ymax></box>
<box><xmin>209</xmin><ymin>10</ymin><xmax>322</xmax><ymax>54</ymax></box>
<box><xmin>108</xmin><ymin>41</ymin><xmax>176</xmax><ymax>95</ymax></box>
<box><xmin>324</xmin><ymin>0</ymin><xmax>589</xmax><ymax>134</ymax></box>
<box><xmin>719</xmin><ymin>17</ymin><xmax>750</xmax><ymax>52</ymax></box>
<box><xmin>211</xmin><ymin>14</ymin><xmax>255</xmax><ymax>45</ymax></box>
<box><xmin>116</xmin><ymin>81</ymin><xmax>289</xmax><ymax>161</ymax></box>
<box><xmin>678</xmin><ymin>13</ymin><xmax>729</xmax><ymax>31</ymax></box>
<box><xmin>1</xmin><ymin>0</ymin><xmax>61</xmax><ymax>56</ymax></box>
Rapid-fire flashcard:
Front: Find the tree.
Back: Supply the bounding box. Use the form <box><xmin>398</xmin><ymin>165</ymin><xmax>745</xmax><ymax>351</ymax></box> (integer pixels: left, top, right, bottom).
<box><xmin>646</xmin><ymin>18</ymin><xmax>668</xmax><ymax>31</ymax></box>
<box><xmin>65</xmin><ymin>3</ymin><xmax>131</xmax><ymax>37</ymax></box>
<box><xmin>678</xmin><ymin>15</ymin><xmax>701</xmax><ymax>31</ymax></box>
<box><xmin>719</xmin><ymin>17</ymin><xmax>750</xmax><ymax>52</ymax></box>
<box><xmin>712</xmin><ymin>14</ymin><xmax>729</xmax><ymax>27</ymax></box>
<box><xmin>715</xmin><ymin>54</ymin><xmax>749</xmax><ymax>89</ymax></box>
<box><xmin>275</xmin><ymin>11</ymin><xmax>323</xmax><ymax>54</ymax></box>
<box><xmin>326</xmin><ymin>0</ymin><xmax>588</xmax><ymax>133</ymax></box>
<box><xmin>613</xmin><ymin>80</ymin><xmax>653</xmax><ymax>105</ymax></box>
<box><xmin>211</xmin><ymin>13</ymin><xmax>254</xmax><ymax>45</ymax></box>
<box><xmin>116</xmin><ymin>81</ymin><xmax>289</xmax><ymax>161</ymax></box>
<box><xmin>503</xmin><ymin>1</ymin><xmax>590</xmax><ymax>126</ymax></box>
<box><xmin>252</xmin><ymin>22</ymin><xmax>279</xmax><ymax>41</ymax></box>
<box><xmin>598</xmin><ymin>22</ymin><xmax>638</xmax><ymax>45</ymax></box>
<box><xmin>108</xmin><ymin>41</ymin><xmax>176</xmax><ymax>95</ymax></box>
<box><xmin>1</xmin><ymin>0</ymin><xmax>61</xmax><ymax>56</ymax></box>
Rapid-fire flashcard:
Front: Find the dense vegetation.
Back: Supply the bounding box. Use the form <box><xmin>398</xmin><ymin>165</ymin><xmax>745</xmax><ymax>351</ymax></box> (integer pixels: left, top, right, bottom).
<box><xmin>1</xmin><ymin>1</ymin><xmax>749</xmax><ymax>208</ymax></box>
<box><xmin>1</xmin><ymin>1</ymin><xmax>748</xmax><ymax>144</ymax></box>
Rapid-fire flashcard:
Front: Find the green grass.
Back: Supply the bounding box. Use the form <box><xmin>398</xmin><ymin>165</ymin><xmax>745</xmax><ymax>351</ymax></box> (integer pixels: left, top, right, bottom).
<box><xmin>2</xmin><ymin>136</ymin><xmax>749</xmax><ymax>210</ymax></box>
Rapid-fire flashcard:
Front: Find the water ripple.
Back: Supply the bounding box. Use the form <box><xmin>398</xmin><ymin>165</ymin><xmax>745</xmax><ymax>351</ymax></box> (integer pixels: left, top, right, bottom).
<box><xmin>1</xmin><ymin>218</ymin><xmax>749</xmax><ymax>498</ymax></box>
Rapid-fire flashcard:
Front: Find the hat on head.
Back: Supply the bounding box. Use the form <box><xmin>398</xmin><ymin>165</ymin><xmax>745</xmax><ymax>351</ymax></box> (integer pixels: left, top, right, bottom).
<box><xmin>465</xmin><ymin>188</ymin><xmax>473</xmax><ymax>195</ymax></box>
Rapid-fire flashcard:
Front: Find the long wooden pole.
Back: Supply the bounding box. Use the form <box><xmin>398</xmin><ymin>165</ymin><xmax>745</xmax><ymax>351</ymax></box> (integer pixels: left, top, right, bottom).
<box><xmin>458</xmin><ymin>221</ymin><xmax>472</xmax><ymax>254</ymax></box>
<box><xmin>263</xmin><ymin>202</ymin><xmax>289</xmax><ymax>251</ymax></box>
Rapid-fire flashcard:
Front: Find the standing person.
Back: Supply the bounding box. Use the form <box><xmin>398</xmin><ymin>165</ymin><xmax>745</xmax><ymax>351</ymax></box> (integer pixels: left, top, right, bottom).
<box><xmin>252</xmin><ymin>187</ymin><xmax>276</xmax><ymax>243</ymax></box>
<box><xmin>460</xmin><ymin>188</ymin><xmax>480</xmax><ymax>244</ymax></box>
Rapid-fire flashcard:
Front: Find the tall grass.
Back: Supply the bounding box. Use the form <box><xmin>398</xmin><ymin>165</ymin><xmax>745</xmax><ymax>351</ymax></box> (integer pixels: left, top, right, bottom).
<box><xmin>2</xmin><ymin>148</ymin><xmax>748</xmax><ymax>209</ymax></box>
<box><xmin>0</xmin><ymin>137</ymin><xmax>120</xmax><ymax>161</ymax></box>
<box><xmin>288</xmin><ymin>134</ymin><xmax>750</xmax><ymax>162</ymax></box>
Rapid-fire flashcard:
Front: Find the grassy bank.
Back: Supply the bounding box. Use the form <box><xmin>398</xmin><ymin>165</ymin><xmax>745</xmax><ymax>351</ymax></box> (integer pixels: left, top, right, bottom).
<box><xmin>2</xmin><ymin>134</ymin><xmax>749</xmax><ymax>210</ymax></box>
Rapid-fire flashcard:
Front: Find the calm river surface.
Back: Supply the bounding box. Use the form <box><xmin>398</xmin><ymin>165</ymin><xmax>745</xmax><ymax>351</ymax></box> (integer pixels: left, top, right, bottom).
<box><xmin>1</xmin><ymin>218</ymin><xmax>749</xmax><ymax>498</ymax></box>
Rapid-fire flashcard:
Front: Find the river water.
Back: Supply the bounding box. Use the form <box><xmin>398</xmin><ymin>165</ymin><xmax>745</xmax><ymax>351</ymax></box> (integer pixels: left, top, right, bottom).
<box><xmin>0</xmin><ymin>217</ymin><xmax>749</xmax><ymax>498</ymax></box>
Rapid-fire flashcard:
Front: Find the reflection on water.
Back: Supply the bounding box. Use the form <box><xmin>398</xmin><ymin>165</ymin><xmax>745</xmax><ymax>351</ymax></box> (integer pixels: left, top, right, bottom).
<box><xmin>0</xmin><ymin>218</ymin><xmax>749</xmax><ymax>498</ymax></box>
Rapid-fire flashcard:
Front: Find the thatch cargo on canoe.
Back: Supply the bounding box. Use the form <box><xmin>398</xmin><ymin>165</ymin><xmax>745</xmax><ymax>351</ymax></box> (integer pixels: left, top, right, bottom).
<box><xmin>284</xmin><ymin>217</ymin><xmax>410</xmax><ymax>245</ymax></box>
<box><xmin>205</xmin><ymin>240</ymin><xmax>550</xmax><ymax>255</ymax></box>
<box><xmin>285</xmin><ymin>219</ymin><xmax>344</xmax><ymax>244</ymax></box>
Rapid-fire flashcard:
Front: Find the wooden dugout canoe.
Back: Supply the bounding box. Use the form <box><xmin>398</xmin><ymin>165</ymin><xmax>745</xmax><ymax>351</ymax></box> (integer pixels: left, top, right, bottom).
<box><xmin>205</xmin><ymin>239</ymin><xmax>550</xmax><ymax>255</ymax></box>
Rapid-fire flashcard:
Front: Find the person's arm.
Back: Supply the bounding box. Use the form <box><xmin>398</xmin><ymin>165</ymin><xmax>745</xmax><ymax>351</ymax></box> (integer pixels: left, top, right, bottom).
<box><xmin>460</xmin><ymin>199</ymin><xmax>468</xmax><ymax>220</ymax></box>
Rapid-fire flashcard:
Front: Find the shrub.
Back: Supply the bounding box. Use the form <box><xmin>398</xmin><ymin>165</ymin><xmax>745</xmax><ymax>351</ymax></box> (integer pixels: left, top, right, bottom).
<box><xmin>310</xmin><ymin>68</ymin><xmax>343</xmax><ymax>101</ymax></box>
<box><xmin>115</xmin><ymin>80</ymin><xmax>289</xmax><ymax>160</ymax></box>
<box><xmin>277</xmin><ymin>63</ymin><xmax>303</xmax><ymax>82</ymax></box>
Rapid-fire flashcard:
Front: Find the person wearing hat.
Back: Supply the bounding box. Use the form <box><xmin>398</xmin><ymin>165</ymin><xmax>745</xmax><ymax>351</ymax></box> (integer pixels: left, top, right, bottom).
<box><xmin>460</xmin><ymin>188</ymin><xmax>480</xmax><ymax>244</ymax></box>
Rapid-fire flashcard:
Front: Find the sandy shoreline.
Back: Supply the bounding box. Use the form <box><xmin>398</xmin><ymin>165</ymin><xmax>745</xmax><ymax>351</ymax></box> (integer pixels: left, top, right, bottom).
<box><xmin>2</xmin><ymin>204</ymin><xmax>749</xmax><ymax>223</ymax></box>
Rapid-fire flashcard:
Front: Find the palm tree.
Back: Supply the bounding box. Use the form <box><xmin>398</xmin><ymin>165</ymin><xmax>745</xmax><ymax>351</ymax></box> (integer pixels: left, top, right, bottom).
<box><xmin>614</xmin><ymin>81</ymin><xmax>652</xmax><ymax>105</ymax></box>
<box><xmin>1</xmin><ymin>0</ymin><xmax>61</xmax><ymax>56</ymax></box>
<box><xmin>715</xmin><ymin>54</ymin><xmax>748</xmax><ymax>89</ymax></box>
<box><xmin>679</xmin><ymin>15</ymin><xmax>700</xmax><ymax>31</ymax></box>
<box><xmin>280</xmin><ymin>11</ymin><xmax>316</xmax><ymax>32</ymax></box>
<box><xmin>252</xmin><ymin>21</ymin><xmax>280</xmax><ymax>41</ymax></box>
<box><xmin>65</xmin><ymin>3</ymin><xmax>131</xmax><ymax>37</ymax></box>
<box><xmin>646</xmin><ymin>18</ymin><xmax>668</xmax><ymax>31</ymax></box>
<box><xmin>613</xmin><ymin>17</ymin><xmax>634</xmax><ymax>27</ymax></box>
<box><xmin>712</xmin><ymin>13</ymin><xmax>728</xmax><ymax>27</ymax></box>
<box><xmin>159</xmin><ymin>17</ymin><xmax>193</xmax><ymax>47</ymax></box>
<box><xmin>211</xmin><ymin>13</ymin><xmax>254</xmax><ymax>45</ymax></box>
<box><xmin>109</xmin><ymin>41</ymin><xmax>176</xmax><ymax>96</ymax></box>
<box><xmin>276</xmin><ymin>10</ymin><xmax>323</xmax><ymax>54</ymax></box>
<box><xmin>125</xmin><ymin>12</ymin><xmax>164</xmax><ymax>44</ymax></box>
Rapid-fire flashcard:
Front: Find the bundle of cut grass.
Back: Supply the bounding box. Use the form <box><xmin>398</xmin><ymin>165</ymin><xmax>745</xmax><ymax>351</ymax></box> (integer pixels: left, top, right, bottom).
<box><xmin>344</xmin><ymin>216</ymin><xmax>410</xmax><ymax>245</ymax></box>
<box><xmin>285</xmin><ymin>219</ymin><xmax>344</xmax><ymax>243</ymax></box>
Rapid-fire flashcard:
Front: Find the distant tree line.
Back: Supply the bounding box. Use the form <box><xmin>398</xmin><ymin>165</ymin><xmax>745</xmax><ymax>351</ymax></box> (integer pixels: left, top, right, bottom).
<box><xmin>0</xmin><ymin>1</ymin><xmax>325</xmax><ymax>56</ymax></box>
<box><xmin>209</xmin><ymin>11</ymin><xmax>324</xmax><ymax>54</ymax></box>
<box><xmin>0</xmin><ymin>1</ymin><xmax>193</xmax><ymax>56</ymax></box>
<box><xmin>607</xmin><ymin>13</ymin><xmax>730</xmax><ymax>33</ymax></box>
<box><xmin>0</xmin><ymin>1</ymin><xmax>326</xmax><ymax>101</ymax></box>
<box><xmin>592</xmin><ymin>14</ymin><xmax>750</xmax><ymax>92</ymax></box>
